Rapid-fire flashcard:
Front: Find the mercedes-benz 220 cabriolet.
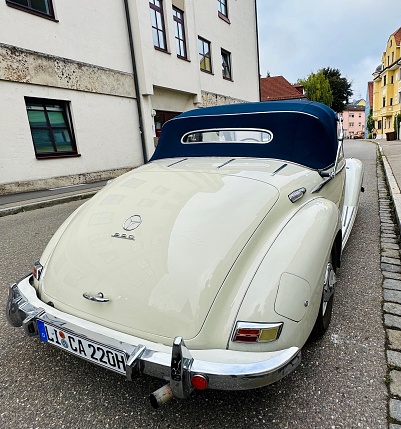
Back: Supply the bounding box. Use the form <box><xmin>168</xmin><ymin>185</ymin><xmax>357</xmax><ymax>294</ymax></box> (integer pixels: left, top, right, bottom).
<box><xmin>6</xmin><ymin>100</ymin><xmax>363</xmax><ymax>407</ymax></box>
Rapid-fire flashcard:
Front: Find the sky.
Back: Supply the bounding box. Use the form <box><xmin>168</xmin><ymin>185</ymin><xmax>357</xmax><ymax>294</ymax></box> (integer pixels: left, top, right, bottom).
<box><xmin>256</xmin><ymin>0</ymin><xmax>401</xmax><ymax>101</ymax></box>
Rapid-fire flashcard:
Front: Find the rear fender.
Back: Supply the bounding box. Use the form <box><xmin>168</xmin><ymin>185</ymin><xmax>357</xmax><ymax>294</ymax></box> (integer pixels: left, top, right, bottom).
<box><xmin>231</xmin><ymin>198</ymin><xmax>340</xmax><ymax>351</ymax></box>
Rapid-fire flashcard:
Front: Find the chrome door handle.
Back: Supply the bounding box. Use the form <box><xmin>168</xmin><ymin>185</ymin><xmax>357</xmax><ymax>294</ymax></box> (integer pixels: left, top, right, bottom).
<box><xmin>83</xmin><ymin>292</ymin><xmax>110</xmax><ymax>302</ymax></box>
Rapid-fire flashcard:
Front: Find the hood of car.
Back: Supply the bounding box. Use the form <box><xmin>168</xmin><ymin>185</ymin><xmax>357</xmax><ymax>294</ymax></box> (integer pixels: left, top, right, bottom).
<box><xmin>41</xmin><ymin>160</ymin><xmax>284</xmax><ymax>341</ymax></box>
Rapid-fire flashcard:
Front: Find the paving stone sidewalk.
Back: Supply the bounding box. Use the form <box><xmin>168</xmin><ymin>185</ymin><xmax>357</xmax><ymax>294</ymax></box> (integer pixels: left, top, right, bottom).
<box><xmin>379</xmin><ymin>156</ymin><xmax>401</xmax><ymax>428</ymax></box>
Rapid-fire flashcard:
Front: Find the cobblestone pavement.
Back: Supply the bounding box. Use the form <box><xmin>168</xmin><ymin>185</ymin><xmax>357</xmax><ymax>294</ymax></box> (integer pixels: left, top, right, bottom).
<box><xmin>379</xmin><ymin>151</ymin><xmax>401</xmax><ymax>428</ymax></box>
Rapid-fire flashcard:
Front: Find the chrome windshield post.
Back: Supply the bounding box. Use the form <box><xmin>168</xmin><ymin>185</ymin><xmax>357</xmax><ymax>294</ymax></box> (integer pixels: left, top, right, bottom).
<box><xmin>170</xmin><ymin>336</ymin><xmax>194</xmax><ymax>399</ymax></box>
<box><xmin>332</xmin><ymin>115</ymin><xmax>344</xmax><ymax>178</ymax></box>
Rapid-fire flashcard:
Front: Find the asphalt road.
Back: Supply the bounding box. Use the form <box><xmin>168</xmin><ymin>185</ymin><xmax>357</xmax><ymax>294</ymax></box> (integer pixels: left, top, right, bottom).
<box><xmin>0</xmin><ymin>140</ymin><xmax>387</xmax><ymax>428</ymax></box>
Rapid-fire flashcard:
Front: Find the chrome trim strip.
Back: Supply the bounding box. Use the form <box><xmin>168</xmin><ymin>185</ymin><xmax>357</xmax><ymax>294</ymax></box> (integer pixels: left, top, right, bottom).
<box><xmin>181</xmin><ymin>128</ymin><xmax>274</xmax><ymax>145</ymax></box>
<box><xmin>271</xmin><ymin>163</ymin><xmax>288</xmax><ymax>176</ymax></box>
<box><xmin>341</xmin><ymin>205</ymin><xmax>356</xmax><ymax>249</ymax></box>
<box><xmin>217</xmin><ymin>158</ymin><xmax>235</xmax><ymax>169</ymax></box>
<box><xmin>174</xmin><ymin>111</ymin><xmax>319</xmax><ymax>120</ymax></box>
<box><xmin>167</xmin><ymin>158</ymin><xmax>188</xmax><ymax>167</ymax></box>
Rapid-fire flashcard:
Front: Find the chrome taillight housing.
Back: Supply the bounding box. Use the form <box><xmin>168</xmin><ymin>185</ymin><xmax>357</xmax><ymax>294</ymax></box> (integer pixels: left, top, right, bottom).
<box><xmin>33</xmin><ymin>261</ymin><xmax>43</xmax><ymax>281</ymax></box>
<box><xmin>232</xmin><ymin>322</ymin><xmax>283</xmax><ymax>343</ymax></box>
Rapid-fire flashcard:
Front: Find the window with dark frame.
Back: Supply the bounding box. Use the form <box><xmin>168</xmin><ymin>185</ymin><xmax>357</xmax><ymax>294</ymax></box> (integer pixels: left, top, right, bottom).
<box><xmin>198</xmin><ymin>37</ymin><xmax>212</xmax><ymax>73</ymax></box>
<box><xmin>25</xmin><ymin>97</ymin><xmax>78</xmax><ymax>159</ymax></box>
<box><xmin>6</xmin><ymin>0</ymin><xmax>55</xmax><ymax>19</ymax></box>
<box><xmin>217</xmin><ymin>0</ymin><xmax>229</xmax><ymax>20</ymax></box>
<box><xmin>173</xmin><ymin>7</ymin><xmax>187</xmax><ymax>59</ymax></box>
<box><xmin>221</xmin><ymin>49</ymin><xmax>232</xmax><ymax>80</ymax></box>
<box><xmin>149</xmin><ymin>0</ymin><xmax>167</xmax><ymax>51</ymax></box>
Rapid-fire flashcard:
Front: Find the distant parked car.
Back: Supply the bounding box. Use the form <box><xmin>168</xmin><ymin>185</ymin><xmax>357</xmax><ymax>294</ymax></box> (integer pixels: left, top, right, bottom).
<box><xmin>352</xmin><ymin>132</ymin><xmax>364</xmax><ymax>139</ymax></box>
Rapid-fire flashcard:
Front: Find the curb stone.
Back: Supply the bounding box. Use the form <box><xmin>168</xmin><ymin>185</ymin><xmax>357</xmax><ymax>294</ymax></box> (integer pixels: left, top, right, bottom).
<box><xmin>379</xmin><ymin>150</ymin><xmax>401</xmax><ymax>428</ymax></box>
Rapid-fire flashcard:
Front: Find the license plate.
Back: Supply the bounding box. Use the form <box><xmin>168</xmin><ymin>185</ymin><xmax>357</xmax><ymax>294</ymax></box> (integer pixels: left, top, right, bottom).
<box><xmin>37</xmin><ymin>320</ymin><xmax>126</xmax><ymax>375</ymax></box>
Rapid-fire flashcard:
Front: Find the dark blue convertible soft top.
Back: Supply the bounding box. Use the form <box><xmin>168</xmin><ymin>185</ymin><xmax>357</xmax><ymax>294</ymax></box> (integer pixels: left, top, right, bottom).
<box><xmin>150</xmin><ymin>100</ymin><xmax>339</xmax><ymax>170</ymax></box>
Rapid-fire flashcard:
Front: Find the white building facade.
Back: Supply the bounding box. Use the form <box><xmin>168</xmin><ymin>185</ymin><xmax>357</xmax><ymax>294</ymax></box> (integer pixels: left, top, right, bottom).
<box><xmin>0</xmin><ymin>0</ymin><xmax>260</xmax><ymax>193</ymax></box>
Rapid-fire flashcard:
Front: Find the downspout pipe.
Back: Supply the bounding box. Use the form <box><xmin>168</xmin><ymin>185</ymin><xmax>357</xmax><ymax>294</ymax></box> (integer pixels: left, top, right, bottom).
<box><xmin>254</xmin><ymin>0</ymin><xmax>261</xmax><ymax>102</ymax></box>
<box><xmin>124</xmin><ymin>0</ymin><xmax>148</xmax><ymax>163</ymax></box>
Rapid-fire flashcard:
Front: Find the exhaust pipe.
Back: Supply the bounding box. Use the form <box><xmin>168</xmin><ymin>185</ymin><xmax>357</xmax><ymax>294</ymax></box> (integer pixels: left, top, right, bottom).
<box><xmin>149</xmin><ymin>384</ymin><xmax>174</xmax><ymax>408</ymax></box>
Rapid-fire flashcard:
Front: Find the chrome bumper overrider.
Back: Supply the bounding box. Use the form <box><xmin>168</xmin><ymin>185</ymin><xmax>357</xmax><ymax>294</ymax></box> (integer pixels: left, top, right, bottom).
<box><xmin>6</xmin><ymin>275</ymin><xmax>301</xmax><ymax>404</ymax></box>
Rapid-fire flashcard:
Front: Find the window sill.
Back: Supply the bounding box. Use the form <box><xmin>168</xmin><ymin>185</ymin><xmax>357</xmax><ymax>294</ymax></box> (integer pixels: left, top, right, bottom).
<box><xmin>6</xmin><ymin>2</ymin><xmax>58</xmax><ymax>22</ymax></box>
<box><xmin>200</xmin><ymin>69</ymin><xmax>214</xmax><ymax>75</ymax></box>
<box><xmin>177</xmin><ymin>55</ymin><xmax>190</xmax><ymax>62</ymax></box>
<box><xmin>35</xmin><ymin>153</ymin><xmax>81</xmax><ymax>160</ymax></box>
<box><xmin>223</xmin><ymin>76</ymin><xmax>233</xmax><ymax>82</ymax></box>
<box><xmin>154</xmin><ymin>46</ymin><xmax>170</xmax><ymax>54</ymax></box>
<box><xmin>218</xmin><ymin>12</ymin><xmax>230</xmax><ymax>24</ymax></box>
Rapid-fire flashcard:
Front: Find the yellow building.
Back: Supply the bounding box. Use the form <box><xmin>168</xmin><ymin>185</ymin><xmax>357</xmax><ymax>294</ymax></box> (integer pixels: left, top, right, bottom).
<box><xmin>372</xmin><ymin>27</ymin><xmax>401</xmax><ymax>140</ymax></box>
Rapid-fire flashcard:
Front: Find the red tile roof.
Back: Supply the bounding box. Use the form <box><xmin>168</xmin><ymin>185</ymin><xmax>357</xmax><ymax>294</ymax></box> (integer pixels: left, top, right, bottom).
<box><xmin>260</xmin><ymin>76</ymin><xmax>307</xmax><ymax>101</ymax></box>
<box><xmin>393</xmin><ymin>27</ymin><xmax>401</xmax><ymax>45</ymax></box>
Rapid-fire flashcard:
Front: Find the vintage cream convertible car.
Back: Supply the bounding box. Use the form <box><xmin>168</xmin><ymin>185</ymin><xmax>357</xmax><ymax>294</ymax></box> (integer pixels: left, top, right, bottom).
<box><xmin>7</xmin><ymin>100</ymin><xmax>363</xmax><ymax>407</ymax></box>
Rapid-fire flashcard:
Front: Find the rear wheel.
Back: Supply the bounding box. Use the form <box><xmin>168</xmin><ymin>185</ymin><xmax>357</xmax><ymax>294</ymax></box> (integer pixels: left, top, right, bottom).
<box><xmin>310</xmin><ymin>257</ymin><xmax>337</xmax><ymax>340</ymax></box>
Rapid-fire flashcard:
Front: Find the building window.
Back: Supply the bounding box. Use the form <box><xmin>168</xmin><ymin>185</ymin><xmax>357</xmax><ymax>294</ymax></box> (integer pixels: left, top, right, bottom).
<box><xmin>149</xmin><ymin>0</ymin><xmax>167</xmax><ymax>51</ymax></box>
<box><xmin>378</xmin><ymin>120</ymin><xmax>382</xmax><ymax>130</ymax></box>
<box><xmin>383</xmin><ymin>97</ymin><xmax>386</xmax><ymax>108</ymax></box>
<box><xmin>350</xmin><ymin>113</ymin><xmax>354</xmax><ymax>118</ymax></box>
<box><xmin>390</xmin><ymin>98</ymin><xmax>393</xmax><ymax>106</ymax></box>
<box><xmin>198</xmin><ymin>37</ymin><xmax>212</xmax><ymax>73</ymax></box>
<box><xmin>217</xmin><ymin>0</ymin><xmax>229</xmax><ymax>22</ymax></box>
<box><xmin>6</xmin><ymin>0</ymin><xmax>55</xmax><ymax>19</ymax></box>
<box><xmin>391</xmin><ymin>75</ymin><xmax>394</xmax><ymax>84</ymax></box>
<box><xmin>384</xmin><ymin>75</ymin><xmax>387</xmax><ymax>86</ymax></box>
<box><xmin>221</xmin><ymin>49</ymin><xmax>232</xmax><ymax>80</ymax></box>
<box><xmin>398</xmin><ymin>91</ymin><xmax>401</xmax><ymax>104</ymax></box>
<box><xmin>25</xmin><ymin>98</ymin><xmax>78</xmax><ymax>159</ymax></box>
<box><xmin>173</xmin><ymin>7</ymin><xmax>187</xmax><ymax>59</ymax></box>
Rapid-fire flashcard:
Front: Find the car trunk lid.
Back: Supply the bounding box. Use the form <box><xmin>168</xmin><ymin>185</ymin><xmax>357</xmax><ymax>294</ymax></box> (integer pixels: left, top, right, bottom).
<box><xmin>41</xmin><ymin>165</ymin><xmax>280</xmax><ymax>340</ymax></box>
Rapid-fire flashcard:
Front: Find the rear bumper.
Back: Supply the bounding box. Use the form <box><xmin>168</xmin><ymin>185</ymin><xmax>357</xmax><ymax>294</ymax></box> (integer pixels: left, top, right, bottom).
<box><xmin>6</xmin><ymin>275</ymin><xmax>301</xmax><ymax>398</ymax></box>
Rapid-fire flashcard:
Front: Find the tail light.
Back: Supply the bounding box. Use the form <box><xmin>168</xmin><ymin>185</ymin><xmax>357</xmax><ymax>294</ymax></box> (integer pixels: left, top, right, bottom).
<box><xmin>232</xmin><ymin>322</ymin><xmax>283</xmax><ymax>343</ymax></box>
<box><xmin>191</xmin><ymin>374</ymin><xmax>208</xmax><ymax>390</ymax></box>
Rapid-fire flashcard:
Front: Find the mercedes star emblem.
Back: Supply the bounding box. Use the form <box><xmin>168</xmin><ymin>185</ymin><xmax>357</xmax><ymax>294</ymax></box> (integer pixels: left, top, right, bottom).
<box><xmin>122</xmin><ymin>215</ymin><xmax>142</xmax><ymax>231</ymax></box>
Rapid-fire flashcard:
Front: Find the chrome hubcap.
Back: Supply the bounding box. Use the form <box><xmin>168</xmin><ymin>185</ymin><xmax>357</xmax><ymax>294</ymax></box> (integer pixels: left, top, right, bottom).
<box><xmin>322</xmin><ymin>262</ymin><xmax>336</xmax><ymax>316</ymax></box>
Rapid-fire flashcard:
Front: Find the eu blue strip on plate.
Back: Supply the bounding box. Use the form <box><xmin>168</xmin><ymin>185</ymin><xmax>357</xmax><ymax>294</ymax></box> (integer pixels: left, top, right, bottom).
<box><xmin>37</xmin><ymin>320</ymin><xmax>48</xmax><ymax>342</ymax></box>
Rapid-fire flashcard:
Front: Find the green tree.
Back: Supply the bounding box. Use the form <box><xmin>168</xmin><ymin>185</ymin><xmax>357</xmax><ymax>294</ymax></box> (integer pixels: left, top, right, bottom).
<box><xmin>321</xmin><ymin>67</ymin><xmax>353</xmax><ymax>113</ymax></box>
<box><xmin>298</xmin><ymin>70</ymin><xmax>333</xmax><ymax>107</ymax></box>
<box><xmin>367</xmin><ymin>108</ymin><xmax>374</xmax><ymax>135</ymax></box>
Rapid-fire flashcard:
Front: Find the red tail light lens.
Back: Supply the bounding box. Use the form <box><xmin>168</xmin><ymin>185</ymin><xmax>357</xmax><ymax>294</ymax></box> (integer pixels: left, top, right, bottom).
<box><xmin>191</xmin><ymin>374</ymin><xmax>208</xmax><ymax>390</ymax></box>
<box><xmin>232</xmin><ymin>322</ymin><xmax>283</xmax><ymax>343</ymax></box>
<box><xmin>234</xmin><ymin>328</ymin><xmax>260</xmax><ymax>342</ymax></box>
